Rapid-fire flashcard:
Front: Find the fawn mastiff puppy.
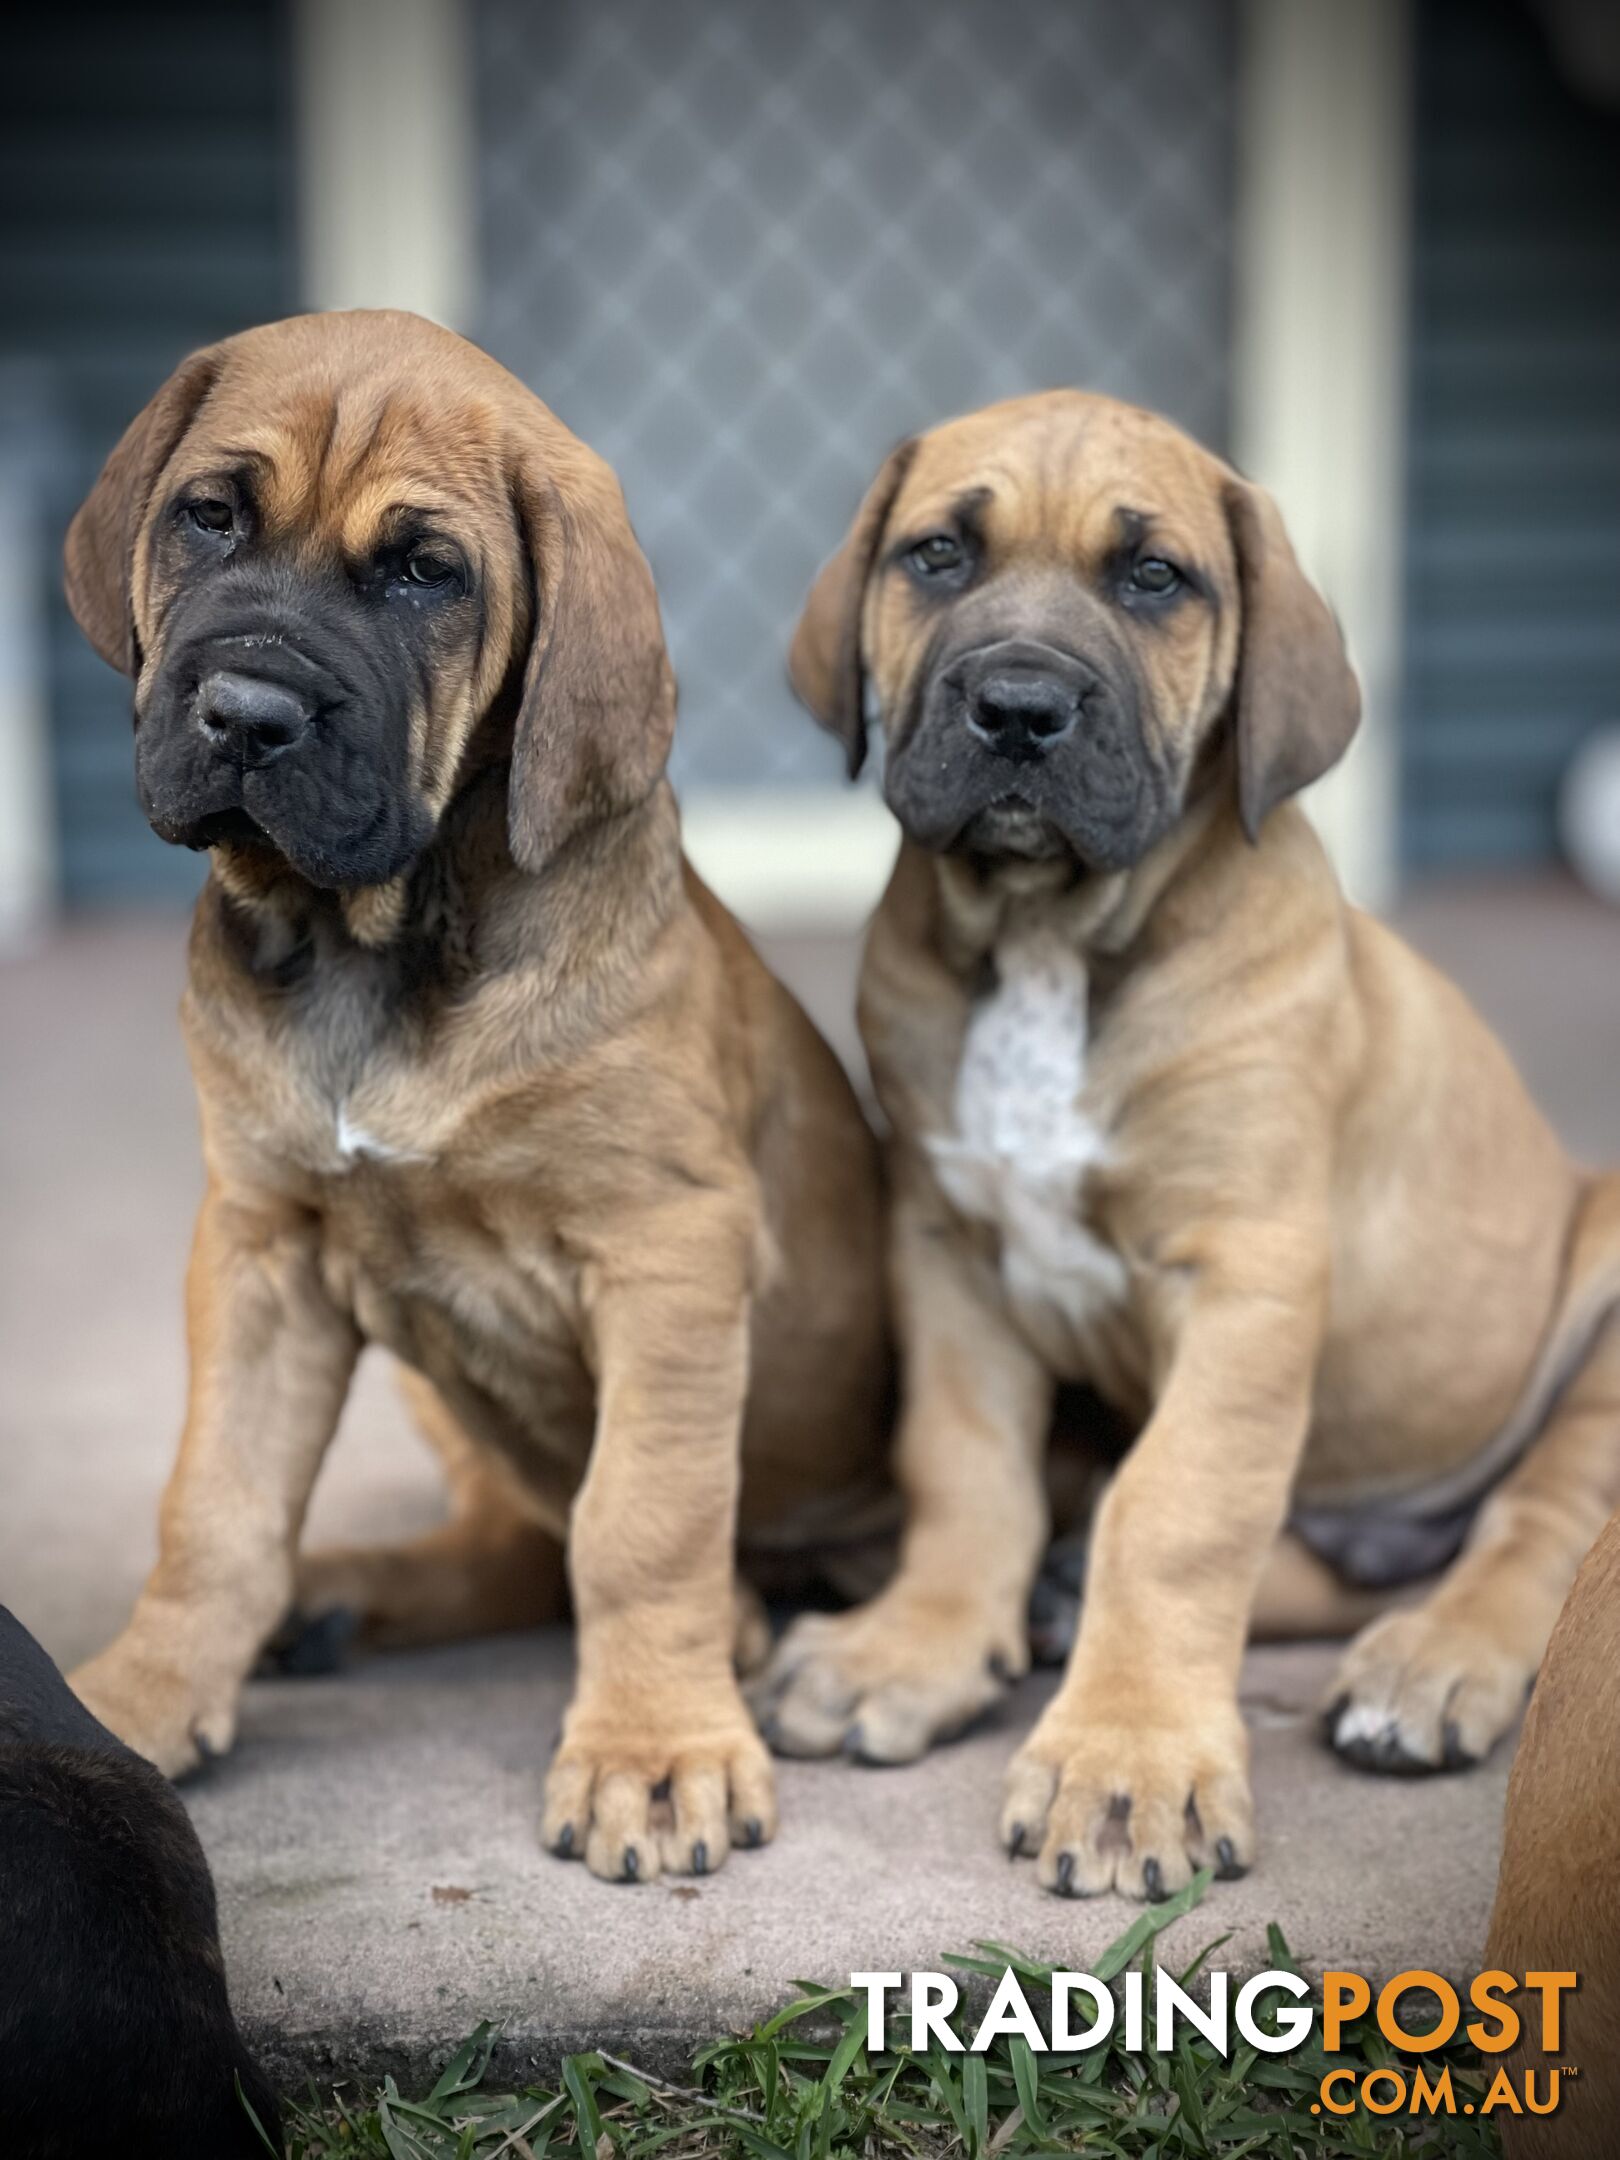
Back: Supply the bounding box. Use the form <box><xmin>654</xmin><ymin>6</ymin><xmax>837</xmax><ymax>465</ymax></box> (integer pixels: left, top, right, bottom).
<box><xmin>759</xmin><ymin>389</ymin><xmax>1620</xmax><ymax>1899</ymax></box>
<box><xmin>62</xmin><ymin>310</ymin><xmax>891</xmax><ymax>1883</ymax></box>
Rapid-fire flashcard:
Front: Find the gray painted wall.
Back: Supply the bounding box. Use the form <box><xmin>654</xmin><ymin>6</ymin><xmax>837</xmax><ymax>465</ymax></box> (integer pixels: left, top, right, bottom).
<box><xmin>0</xmin><ymin>1</ymin><xmax>297</xmax><ymax>904</ymax></box>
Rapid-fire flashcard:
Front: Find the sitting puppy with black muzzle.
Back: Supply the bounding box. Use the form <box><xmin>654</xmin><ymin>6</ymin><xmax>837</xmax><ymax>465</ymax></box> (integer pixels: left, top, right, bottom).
<box><xmin>756</xmin><ymin>390</ymin><xmax>1620</xmax><ymax>1900</ymax></box>
<box><xmin>62</xmin><ymin>310</ymin><xmax>893</xmax><ymax>1885</ymax></box>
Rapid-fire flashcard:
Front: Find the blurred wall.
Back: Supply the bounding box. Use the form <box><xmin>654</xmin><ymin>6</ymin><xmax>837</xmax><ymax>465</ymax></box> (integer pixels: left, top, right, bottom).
<box><xmin>11</xmin><ymin>0</ymin><xmax>1606</xmax><ymax>922</ymax></box>
<box><xmin>0</xmin><ymin>1</ymin><xmax>298</xmax><ymax>909</ymax></box>
<box><xmin>1402</xmin><ymin>0</ymin><xmax>1620</xmax><ymax>871</ymax></box>
<box><xmin>474</xmin><ymin>0</ymin><xmax>1237</xmax><ymax>801</ymax></box>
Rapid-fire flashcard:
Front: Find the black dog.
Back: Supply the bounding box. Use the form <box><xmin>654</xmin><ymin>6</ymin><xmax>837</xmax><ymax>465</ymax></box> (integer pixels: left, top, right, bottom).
<box><xmin>0</xmin><ymin>1606</ymin><xmax>280</xmax><ymax>2158</ymax></box>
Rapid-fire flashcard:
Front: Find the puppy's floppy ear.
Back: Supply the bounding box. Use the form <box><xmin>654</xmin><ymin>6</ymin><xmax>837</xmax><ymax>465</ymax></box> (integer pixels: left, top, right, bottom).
<box><xmin>507</xmin><ymin>443</ymin><xmax>676</xmax><ymax>873</ymax></box>
<box><xmin>1225</xmin><ymin>479</ymin><xmax>1361</xmax><ymax>842</ymax></box>
<box><xmin>788</xmin><ymin>440</ymin><xmax>916</xmax><ymax>779</ymax></box>
<box><xmin>63</xmin><ymin>346</ymin><xmax>223</xmax><ymax>676</ymax></box>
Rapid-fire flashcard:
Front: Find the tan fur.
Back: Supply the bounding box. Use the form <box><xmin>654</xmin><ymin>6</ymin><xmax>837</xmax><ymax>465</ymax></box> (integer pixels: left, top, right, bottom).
<box><xmin>1486</xmin><ymin>1497</ymin><xmax>1620</xmax><ymax>2159</ymax></box>
<box><xmin>763</xmin><ymin>390</ymin><xmax>1620</xmax><ymax>1899</ymax></box>
<box><xmin>62</xmin><ymin>312</ymin><xmax>892</xmax><ymax>1884</ymax></box>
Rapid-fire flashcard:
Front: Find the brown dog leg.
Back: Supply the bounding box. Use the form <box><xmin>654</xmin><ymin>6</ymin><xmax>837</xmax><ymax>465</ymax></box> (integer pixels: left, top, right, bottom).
<box><xmin>70</xmin><ymin>1186</ymin><xmax>359</xmax><ymax>1776</ymax></box>
<box><xmin>753</xmin><ymin>1201</ymin><xmax>1054</xmax><ymax>1763</ymax></box>
<box><xmin>291</xmin><ymin>1366</ymin><xmax>775</xmax><ymax>1674</ymax></box>
<box><xmin>1249</xmin><ymin>1530</ymin><xmax>1402</xmax><ymax>1642</ymax></box>
<box><xmin>1326</xmin><ymin>1300</ymin><xmax>1620</xmax><ymax>1772</ymax></box>
<box><xmin>287</xmin><ymin>1511</ymin><xmax>568</xmax><ymax>1663</ymax></box>
<box><xmin>1001</xmin><ymin>1248</ymin><xmax>1324</xmax><ymax>1899</ymax></box>
<box><xmin>286</xmin><ymin>1374</ymin><xmax>569</xmax><ymax>1660</ymax></box>
<box><xmin>541</xmin><ymin>1211</ymin><xmax>777</xmax><ymax>1884</ymax></box>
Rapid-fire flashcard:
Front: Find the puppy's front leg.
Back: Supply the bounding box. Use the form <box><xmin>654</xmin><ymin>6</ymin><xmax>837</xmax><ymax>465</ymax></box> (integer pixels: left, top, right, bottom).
<box><xmin>543</xmin><ymin>1213</ymin><xmax>775</xmax><ymax>1884</ymax></box>
<box><xmin>71</xmin><ymin>1184</ymin><xmax>359</xmax><ymax>1775</ymax></box>
<box><xmin>1006</xmin><ymin>1246</ymin><xmax>1324</xmax><ymax>1899</ymax></box>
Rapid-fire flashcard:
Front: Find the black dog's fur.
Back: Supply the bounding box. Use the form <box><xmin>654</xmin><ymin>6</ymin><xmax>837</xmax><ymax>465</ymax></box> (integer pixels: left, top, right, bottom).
<box><xmin>0</xmin><ymin>1606</ymin><xmax>280</xmax><ymax>2159</ymax></box>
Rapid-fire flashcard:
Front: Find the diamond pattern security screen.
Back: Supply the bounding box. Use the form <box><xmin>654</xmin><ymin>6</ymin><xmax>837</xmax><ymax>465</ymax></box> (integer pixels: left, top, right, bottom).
<box><xmin>475</xmin><ymin>0</ymin><xmax>1235</xmax><ymax>791</ymax></box>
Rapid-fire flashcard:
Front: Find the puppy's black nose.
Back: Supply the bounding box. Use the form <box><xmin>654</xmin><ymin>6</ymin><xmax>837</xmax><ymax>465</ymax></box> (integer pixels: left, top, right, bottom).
<box><xmin>967</xmin><ymin>672</ymin><xmax>1080</xmax><ymax>760</ymax></box>
<box><xmin>196</xmin><ymin>670</ymin><xmax>313</xmax><ymax>763</ymax></box>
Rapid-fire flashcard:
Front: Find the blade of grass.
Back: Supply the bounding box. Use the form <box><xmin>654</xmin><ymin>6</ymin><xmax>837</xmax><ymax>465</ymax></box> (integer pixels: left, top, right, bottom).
<box><xmin>1007</xmin><ymin>2034</ymin><xmax>1047</xmax><ymax>2140</ymax></box>
<box><xmin>755</xmin><ymin>1985</ymin><xmax>855</xmax><ymax>2041</ymax></box>
<box><xmin>1095</xmin><ymin>1868</ymin><xmax>1214</xmax><ymax>1984</ymax></box>
<box><xmin>376</xmin><ymin>2088</ymin><xmax>443</xmax><ymax>2160</ymax></box>
<box><xmin>430</xmin><ymin>2022</ymin><xmax>501</xmax><ymax>2103</ymax></box>
<box><xmin>236</xmin><ymin>2071</ymin><xmax>282</xmax><ymax>2157</ymax></box>
<box><xmin>560</xmin><ymin>2054</ymin><xmax>603</xmax><ymax>2160</ymax></box>
<box><xmin>962</xmin><ymin>2048</ymin><xmax>989</xmax><ymax>2157</ymax></box>
<box><xmin>487</xmin><ymin>2096</ymin><xmax>566</xmax><ymax>2159</ymax></box>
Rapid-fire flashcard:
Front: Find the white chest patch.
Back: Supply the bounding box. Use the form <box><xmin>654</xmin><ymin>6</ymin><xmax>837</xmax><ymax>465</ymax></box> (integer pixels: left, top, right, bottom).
<box><xmin>925</xmin><ymin>925</ymin><xmax>1127</xmax><ymax>1335</ymax></box>
<box><xmin>333</xmin><ymin>1103</ymin><xmax>426</xmax><ymax>1169</ymax></box>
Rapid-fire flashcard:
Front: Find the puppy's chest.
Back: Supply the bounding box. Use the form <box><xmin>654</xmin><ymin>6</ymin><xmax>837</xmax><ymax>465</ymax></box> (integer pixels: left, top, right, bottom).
<box><xmin>924</xmin><ymin>928</ymin><xmax>1128</xmax><ymax>1349</ymax></box>
<box><xmin>221</xmin><ymin>951</ymin><xmax>574</xmax><ymax>1317</ymax></box>
<box><xmin>233</xmin><ymin>933</ymin><xmax>468</xmax><ymax>1178</ymax></box>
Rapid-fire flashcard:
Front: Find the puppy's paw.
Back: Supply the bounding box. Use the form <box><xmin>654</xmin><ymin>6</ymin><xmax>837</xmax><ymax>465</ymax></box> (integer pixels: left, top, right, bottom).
<box><xmin>753</xmin><ymin>1593</ymin><xmax>1024</xmax><ymax>1764</ymax></box>
<box><xmin>285</xmin><ymin>1545</ymin><xmax>380</xmax><ymax>1653</ymax></box>
<box><xmin>1001</xmin><ymin>1696</ymin><xmax>1253</xmax><ymax>1901</ymax></box>
<box><xmin>70</xmin><ymin>1637</ymin><xmax>238</xmax><ymax>1779</ymax></box>
<box><xmin>542</xmin><ymin>1695</ymin><xmax>777</xmax><ymax>1884</ymax></box>
<box><xmin>1325</xmin><ymin>1609</ymin><xmax>1531</xmax><ymax>1774</ymax></box>
<box><xmin>263</xmin><ymin>1600</ymin><xmax>360</xmax><ymax>1677</ymax></box>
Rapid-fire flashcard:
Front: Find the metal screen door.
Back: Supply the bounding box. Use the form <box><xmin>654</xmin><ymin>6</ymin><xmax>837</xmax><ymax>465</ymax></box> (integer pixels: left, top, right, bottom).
<box><xmin>476</xmin><ymin>0</ymin><xmax>1236</xmax><ymax>793</ymax></box>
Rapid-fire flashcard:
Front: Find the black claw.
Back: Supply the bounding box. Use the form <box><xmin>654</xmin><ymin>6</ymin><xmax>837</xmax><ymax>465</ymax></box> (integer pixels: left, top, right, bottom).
<box><xmin>1440</xmin><ymin>1719</ymin><xmax>1478</xmax><ymax>1773</ymax></box>
<box><xmin>987</xmin><ymin>1650</ymin><xmax>1013</xmax><ymax>1684</ymax></box>
<box><xmin>1026</xmin><ymin>1626</ymin><xmax>1073</xmax><ymax>1668</ymax></box>
<box><xmin>1142</xmin><ymin>1858</ymin><xmax>1165</xmax><ymax>1902</ymax></box>
<box><xmin>1007</xmin><ymin>1821</ymin><xmax>1027</xmax><ymax>1858</ymax></box>
<box><xmin>690</xmin><ymin>1840</ymin><xmax>708</xmax><ymax>1877</ymax></box>
<box><xmin>1214</xmin><ymin>1836</ymin><xmax>1248</xmax><ymax>1881</ymax></box>
<box><xmin>1055</xmin><ymin>1850</ymin><xmax>1077</xmax><ymax>1898</ymax></box>
<box><xmin>742</xmin><ymin>1816</ymin><xmax>763</xmax><ymax>1849</ymax></box>
<box><xmin>554</xmin><ymin>1822</ymin><xmax>575</xmax><ymax>1859</ymax></box>
<box><xmin>192</xmin><ymin>1730</ymin><xmax>218</xmax><ymax>1767</ymax></box>
<box><xmin>623</xmin><ymin>1846</ymin><xmax>640</xmax><ymax>1882</ymax></box>
<box><xmin>1331</xmin><ymin>1713</ymin><xmax>1447</xmax><ymax>1779</ymax></box>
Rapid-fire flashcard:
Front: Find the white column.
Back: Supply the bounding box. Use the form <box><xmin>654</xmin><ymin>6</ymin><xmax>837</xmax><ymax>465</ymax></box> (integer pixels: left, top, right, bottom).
<box><xmin>1232</xmin><ymin>0</ymin><xmax>1412</xmax><ymax>909</ymax></box>
<box><xmin>293</xmin><ymin>0</ymin><xmax>476</xmax><ymax>327</ymax></box>
<box><xmin>680</xmin><ymin>791</ymin><xmax>900</xmax><ymax>932</ymax></box>
<box><xmin>0</xmin><ymin>480</ymin><xmax>56</xmax><ymax>945</ymax></box>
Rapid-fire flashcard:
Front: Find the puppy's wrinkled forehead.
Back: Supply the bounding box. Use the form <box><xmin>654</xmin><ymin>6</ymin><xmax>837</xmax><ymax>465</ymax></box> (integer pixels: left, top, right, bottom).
<box><xmin>174</xmin><ymin>369</ymin><xmax>509</xmax><ymax>557</ymax></box>
<box><xmin>892</xmin><ymin>392</ymin><xmax>1236</xmax><ymax>582</ymax></box>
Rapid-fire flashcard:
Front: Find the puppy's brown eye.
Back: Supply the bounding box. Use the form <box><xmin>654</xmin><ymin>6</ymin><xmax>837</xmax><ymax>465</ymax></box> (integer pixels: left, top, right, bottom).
<box><xmin>908</xmin><ymin>533</ymin><xmax>965</xmax><ymax>576</ymax></box>
<box><xmin>404</xmin><ymin>549</ymin><xmax>456</xmax><ymax>588</ymax></box>
<box><xmin>187</xmin><ymin>498</ymin><xmax>233</xmax><ymax>535</ymax></box>
<box><xmin>1131</xmin><ymin>555</ymin><xmax>1181</xmax><ymax>595</ymax></box>
<box><xmin>911</xmin><ymin>534</ymin><xmax>962</xmax><ymax>572</ymax></box>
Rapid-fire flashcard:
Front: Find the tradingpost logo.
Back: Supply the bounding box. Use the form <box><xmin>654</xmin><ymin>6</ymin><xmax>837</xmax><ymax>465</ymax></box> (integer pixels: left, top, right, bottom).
<box><xmin>852</xmin><ymin>1964</ymin><xmax>1576</xmax><ymax>2123</ymax></box>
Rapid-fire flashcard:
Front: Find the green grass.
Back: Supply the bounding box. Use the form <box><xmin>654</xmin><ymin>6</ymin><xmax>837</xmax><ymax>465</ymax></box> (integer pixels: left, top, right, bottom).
<box><xmin>260</xmin><ymin>1874</ymin><xmax>1502</xmax><ymax>2160</ymax></box>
